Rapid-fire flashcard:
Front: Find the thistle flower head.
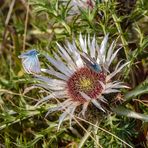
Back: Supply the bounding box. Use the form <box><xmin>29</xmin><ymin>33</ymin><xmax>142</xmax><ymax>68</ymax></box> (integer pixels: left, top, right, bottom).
<box><xmin>71</xmin><ymin>0</ymin><xmax>94</xmax><ymax>10</ymax></box>
<box><xmin>65</xmin><ymin>0</ymin><xmax>95</xmax><ymax>15</ymax></box>
<box><xmin>32</xmin><ymin>34</ymin><xmax>129</xmax><ymax>128</ymax></box>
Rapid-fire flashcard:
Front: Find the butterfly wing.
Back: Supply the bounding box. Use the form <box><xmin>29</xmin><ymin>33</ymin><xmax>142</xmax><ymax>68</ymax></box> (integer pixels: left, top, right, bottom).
<box><xmin>21</xmin><ymin>55</ymin><xmax>41</xmax><ymax>74</ymax></box>
<box><xmin>33</xmin><ymin>55</ymin><xmax>41</xmax><ymax>74</ymax></box>
<box><xmin>19</xmin><ymin>49</ymin><xmax>41</xmax><ymax>74</ymax></box>
<box><xmin>80</xmin><ymin>53</ymin><xmax>93</xmax><ymax>67</ymax></box>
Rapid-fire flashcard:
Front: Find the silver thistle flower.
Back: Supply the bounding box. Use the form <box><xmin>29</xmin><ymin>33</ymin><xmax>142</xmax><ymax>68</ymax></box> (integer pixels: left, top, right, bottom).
<box><xmin>62</xmin><ymin>0</ymin><xmax>96</xmax><ymax>16</ymax></box>
<box><xmin>33</xmin><ymin>34</ymin><xmax>129</xmax><ymax>129</ymax></box>
<box><xmin>68</xmin><ymin>0</ymin><xmax>107</xmax><ymax>12</ymax></box>
<box><xmin>70</xmin><ymin>0</ymin><xmax>95</xmax><ymax>10</ymax></box>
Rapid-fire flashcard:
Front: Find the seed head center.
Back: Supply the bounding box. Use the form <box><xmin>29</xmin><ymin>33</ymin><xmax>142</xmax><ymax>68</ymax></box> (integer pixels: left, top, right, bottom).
<box><xmin>67</xmin><ymin>67</ymin><xmax>106</xmax><ymax>103</ymax></box>
<box><xmin>79</xmin><ymin>77</ymin><xmax>93</xmax><ymax>91</ymax></box>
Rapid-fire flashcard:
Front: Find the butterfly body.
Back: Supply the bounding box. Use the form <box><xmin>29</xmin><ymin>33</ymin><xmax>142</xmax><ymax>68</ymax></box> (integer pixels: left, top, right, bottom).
<box><xmin>80</xmin><ymin>52</ymin><xmax>102</xmax><ymax>73</ymax></box>
<box><xmin>91</xmin><ymin>62</ymin><xmax>101</xmax><ymax>72</ymax></box>
<box><xmin>18</xmin><ymin>49</ymin><xmax>41</xmax><ymax>74</ymax></box>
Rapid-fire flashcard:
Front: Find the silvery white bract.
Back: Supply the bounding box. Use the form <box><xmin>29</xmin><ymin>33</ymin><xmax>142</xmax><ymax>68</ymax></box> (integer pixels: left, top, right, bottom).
<box><xmin>18</xmin><ymin>49</ymin><xmax>41</xmax><ymax>74</ymax></box>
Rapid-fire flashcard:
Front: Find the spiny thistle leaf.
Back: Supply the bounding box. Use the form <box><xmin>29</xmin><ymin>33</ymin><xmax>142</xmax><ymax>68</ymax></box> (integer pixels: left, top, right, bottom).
<box><xmin>125</xmin><ymin>79</ymin><xmax>148</xmax><ymax>100</ymax></box>
<box><xmin>112</xmin><ymin>106</ymin><xmax>148</xmax><ymax>122</ymax></box>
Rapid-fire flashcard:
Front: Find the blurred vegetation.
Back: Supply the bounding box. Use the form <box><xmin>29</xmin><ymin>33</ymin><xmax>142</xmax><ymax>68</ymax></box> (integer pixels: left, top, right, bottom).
<box><xmin>0</xmin><ymin>0</ymin><xmax>148</xmax><ymax>147</ymax></box>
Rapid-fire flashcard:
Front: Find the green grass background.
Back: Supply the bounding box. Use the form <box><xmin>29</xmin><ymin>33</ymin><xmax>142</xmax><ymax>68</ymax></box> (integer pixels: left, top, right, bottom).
<box><xmin>0</xmin><ymin>0</ymin><xmax>148</xmax><ymax>147</ymax></box>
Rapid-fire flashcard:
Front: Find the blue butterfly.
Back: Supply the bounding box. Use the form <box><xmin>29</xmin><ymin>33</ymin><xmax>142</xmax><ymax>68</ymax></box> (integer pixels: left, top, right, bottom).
<box><xmin>18</xmin><ymin>49</ymin><xmax>41</xmax><ymax>74</ymax></box>
<box><xmin>80</xmin><ymin>52</ymin><xmax>102</xmax><ymax>73</ymax></box>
